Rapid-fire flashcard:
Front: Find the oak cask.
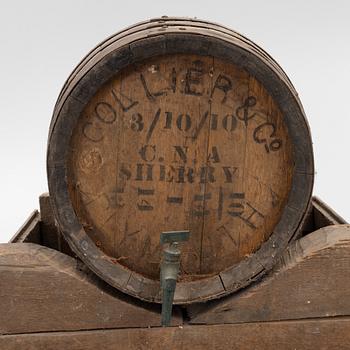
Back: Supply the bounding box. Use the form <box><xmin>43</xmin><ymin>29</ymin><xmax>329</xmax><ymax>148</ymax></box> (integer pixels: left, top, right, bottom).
<box><xmin>47</xmin><ymin>17</ymin><xmax>314</xmax><ymax>303</ymax></box>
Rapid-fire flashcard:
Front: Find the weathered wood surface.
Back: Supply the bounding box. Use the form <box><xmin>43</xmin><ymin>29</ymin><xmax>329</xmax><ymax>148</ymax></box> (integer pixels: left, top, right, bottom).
<box><xmin>1</xmin><ymin>318</ymin><xmax>350</xmax><ymax>350</ymax></box>
<box><xmin>188</xmin><ymin>224</ymin><xmax>350</xmax><ymax>324</ymax></box>
<box><xmin>10</xmin><ymin>194</ymin><xmax>343</xmax><ymax>251</ymax></box>
<box><xmin>313</xmin><ymin>196</ymin><xmax>347</xmax><ymax>228</ymax></box>
<box><xmin>68</xmin><ymin>53</ymin><xmax>294</xmax><ymax>280</ymax></box>
<box><xmin>0</xmin><ymin>243</ymin><xmax>181</xmax><ymax>335</ymax></box>
<box><xmin>39</xmin><ymin>192</ymin><xmax>73</xmax><ymax>256</ymax></box>
<box><xmin>47</xmin><ymin>18</ymin><xmax>314</xmax><ymax>303</ymax></box>
<box><xmin>9</xmin><ymin>210</ymin><xmax>40</xmax><ymax>244</ymax></box>
<box><xmin>39</xmin><ymin>192</ymin><xmax>60</xmax><ymax>250</ymax></box>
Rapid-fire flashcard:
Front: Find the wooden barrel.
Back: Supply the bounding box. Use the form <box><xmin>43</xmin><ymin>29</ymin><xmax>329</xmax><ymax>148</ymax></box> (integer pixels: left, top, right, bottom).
<box><xmin>47</xmin><ymin>17</ymin><xmax>314</xmax><ymax>304</ymax></box>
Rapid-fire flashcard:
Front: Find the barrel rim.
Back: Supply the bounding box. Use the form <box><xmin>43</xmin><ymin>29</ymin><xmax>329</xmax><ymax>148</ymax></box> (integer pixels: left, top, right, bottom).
<box><xmin>47</xmin><ymin>22</ymin><xmax>314</xmax><ymax>304</ymax></box>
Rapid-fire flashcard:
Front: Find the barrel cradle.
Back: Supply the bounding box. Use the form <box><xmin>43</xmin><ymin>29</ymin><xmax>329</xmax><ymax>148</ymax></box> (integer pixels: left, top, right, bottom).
<box><xmin>47</xmin><ymin>18</ymin><xmax>314</xmax><ymax>304</ymax></box>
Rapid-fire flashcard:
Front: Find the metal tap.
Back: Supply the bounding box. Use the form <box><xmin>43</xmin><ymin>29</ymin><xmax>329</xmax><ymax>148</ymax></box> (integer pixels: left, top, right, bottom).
<box><xmin>160</xmin><ymin>230</ymin><xmax>190</xmax><ymax>327</ymax></box>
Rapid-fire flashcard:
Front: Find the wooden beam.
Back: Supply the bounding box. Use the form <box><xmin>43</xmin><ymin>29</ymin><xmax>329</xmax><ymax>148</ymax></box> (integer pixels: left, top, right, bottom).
<box><xmin>0</xmin><ymin>243</ymin><xmax>182</xmax><ymax>334</ymax></box>
<box><xmin>1</xmin><ymin>318</ymin><xmax>350</xmax><ymax>349</ymax></box>
<box><xmin>39</xmin><ymin>192</ymin><xmax>73</xmax><ymax>256</ymax></box>
<box><xmin>9</xmin><ymin>210</ymin><xmax>40</xmax><ymax>244</ymax></box>
<box><xmin>188</xmin><ymin>224</ymin><xmax>350</xmax><ymax>324</ymax></box>
<box><xmin>312</xmin><ymin>196</ymin><xmax>347</xmax><ymax>228</ymax></box>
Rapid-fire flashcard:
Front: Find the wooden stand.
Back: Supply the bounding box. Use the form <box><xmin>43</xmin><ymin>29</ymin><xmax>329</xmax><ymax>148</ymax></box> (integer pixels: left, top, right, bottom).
<box><xmin>1</xmin><ymin>194</ymin><xmax>349</xmax><ymax>349</ymax></box>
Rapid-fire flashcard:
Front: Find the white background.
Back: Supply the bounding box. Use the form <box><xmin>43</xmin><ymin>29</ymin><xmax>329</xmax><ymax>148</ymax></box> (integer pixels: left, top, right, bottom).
<box><xmin>0</xmin><ymin>0</ymin><xmax>349</xmax><ymax>242</ymax></box>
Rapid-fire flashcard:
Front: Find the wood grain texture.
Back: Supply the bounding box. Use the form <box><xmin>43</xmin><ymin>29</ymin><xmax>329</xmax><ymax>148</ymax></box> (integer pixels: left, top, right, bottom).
<box><xmin>188</xmin><ymin>224</ymin><xmax>350</xmax><ymax>324</ymax></box>
<box><xmin>47</xmin><ymin>19</ymin><xmax>314</xmax><ymax>303</ymax></box>
<box><xmin>39</xmin><ymin>193</ymin><xmax>73</xmax><ymax>256</ymax></box>
<box><xmin>9</xmin><ymin>210</ymin><xmax>40</xmax><ymax>244</ymax></box>
<box><xmin>0</xmin><ymin>243</ymin><xmax>181</xmax><ymax>335</ymax></box>
<box><xmin>1</xmin><ymin>318</ymin><xmax>350</xmax><ymax>350</ymax></box>
<box><xmin>68</xmin><ymin>54</ymin><xmax>293</xmax><ymax>280</ymax></box>
<box><xmin>313</xmin><ymin>196</ymin><xmax>347</xmax><ymax>228</ymax></box>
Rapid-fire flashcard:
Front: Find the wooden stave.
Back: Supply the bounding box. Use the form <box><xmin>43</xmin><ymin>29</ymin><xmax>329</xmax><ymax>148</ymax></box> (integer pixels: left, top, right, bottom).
<box><xmin>51</xmin><ymin>17</ymin><xmax>301</xmax><ymax>136</ymax></box>
<box><xmin>47</xmin><ymin>19</ymin><xmax>314</xmax><ymax>304</ymax></box>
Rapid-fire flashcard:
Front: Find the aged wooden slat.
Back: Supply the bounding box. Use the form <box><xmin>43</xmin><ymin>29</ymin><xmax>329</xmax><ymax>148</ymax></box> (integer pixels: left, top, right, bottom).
<box><xmin>1</xmin><ymin>318</ymin><xmax>350</xmax><ymax>349</ymax></box>
<box><xmin>39</xmin><ymin>192</ymin><xmax>60</xmax><ymax>250</ymax></box>
<box><xmin>312</xmin><ymin>196</ymin><xmax>347</xmax><ymax>228</ymax></box>
<box><xmin>39</xmin><ymin>192</ymin><xmax>73</xmax><ymax>256</ymax></box>
<box><xmin>0</xmin><ymin>243</ymin><xmax>181</xmax><ymax>335</ymax></box>
<box><xmin>188</xmin><ymin>225</ymin><xmax>350</xmax><ymax>324</ymax></box>
<box><xmin>9</xmin><ymin>210</ymin><xmax>40</xmax><ymax>244</ymax></box>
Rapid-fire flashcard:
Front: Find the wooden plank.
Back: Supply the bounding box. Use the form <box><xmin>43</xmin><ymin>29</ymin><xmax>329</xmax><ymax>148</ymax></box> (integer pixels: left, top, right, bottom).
<box><xmin>188</xmin><ymin>224</ymin><xmax>350</xmax><ymax>324</ymax></box>
<box><xmin>39</xmin><ymin>192</ymin><xmax>60</xmax><ymax>250</ymax></box>
<box><xmin>1</xmin><ymin>318</ymin><xmax>350</xmax><ymax>349</ymax></box>
<box><xmin>39</xmin><ymin>192</ymin><xmax>73</xmax><ymax>256</ymax></box>
<box><xmin>313</xmin><ymin>196</ymin><xmax>347</xmax><ymax>229</ymax></box>
<box><xmin>0</xmin><ymin>243</ymin><xmax>182</xmax><ymax>335</ymax></box>
<box><xmin>9</xmin><ymin>210</ymin><xmax>40</xmax><ymax>244</ymax></box>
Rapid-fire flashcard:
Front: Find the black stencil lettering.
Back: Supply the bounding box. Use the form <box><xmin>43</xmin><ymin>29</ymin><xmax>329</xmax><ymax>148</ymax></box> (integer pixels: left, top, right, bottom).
<box><xmin>164</xmin><ymin>111</ymin><xmax>172</xmax><ymax>129</ymax></box>
<box><xmin>227</xmin><ymin>192</ymin><xmax>245</xmax><ymax>217</ymax></box>
<box><xmin>119</xmin><ymin>164</ymin><xmax>132</xmax><ymax>180</ymax></box>
<box><xmin>186</xmin><ymin>167</ymin><xmax>195</xmax><ymax>183</ymax></box>
<box><xmin>137</xmin><ymin>200</ymin><xmax>153</xmax><ymax>211</ymax></box>
<box><xmin>194</xmin><ymin>193</ymin><xmax>212</xmax><ymax>201</ymax></box>
<box><xmin>131</xmin><ymin>113</ymin><xmax>144</xmax><ymax>131</ymax></box>
<box><xmin>159</xmin><ymin>164</ymin><xmax>166</xmax><ymax>181</ymax></box>
<box><xmin>119</xmin><ymin>222</ymin><xmax>141</xmax><ymax>247</ymax></box>
<box><xmin>207</xmin><ymin>146</ymin><xmax>221</xmax><ymax>163</ymax></box>
<box><xmin>137</xmin><ymin>187</ymin><xmax>155</xmax><ymax>211</ymax></box>
<box><xmin>192</xmin><ymin>110</ymin><xmax>209</xmax><ymax>140</ymax></box>
<box><xmin>137</xmin><ymin>188</ymin><xmax>155</xmax><ymax>195</ymax></box>
<box><xmin>135</xmin><ymin>164</ymin><xmax>143</xmax><ymax>181</ymax></box>
<box><xmin>139</xmin><ymin>145</ymin><xmax>156</xmax><ymax>162</ymax></box>
<box><xmin>167</xmin><ymin>196</ymin><xmax>183</xmax><ymax>204</ymax></box>
<box><xmin>227</xmin><ymin>193</ymin><xmax>264</xmax><ymax>229</ymax></box>
<box><xmin>184</xmin><ymin>60</ymin><xmax>204</xmax><ymax>96</ymax></box>
<box><xmin>171</xmin><ymin>68</ymin><xmax>177</xmax><ymax>93</ymax></box>
<box><xmin>253</xmin><ymin>122</ymin><xmax>282</xmax><ymax>153</ymax></box>
<box><xmin>95</xmin><ymin>102</ymin><xmax>117</xmax><ymax>124</ymax></box>
<box><xmin>222</xmin><ymin>114</ymin><xmax>237</xmax><ymax>132</ymax></box>
<box><xmin>199</xmin><ymin>166</ymin><xmax>216</xmax><ymax>183</ymax></box>
<box><xmin>176</xmin><ymin>114</ymin><xmax>192</xmax><ymax>131</ymax></box>
<box><xmin>176</xmin><ymin>166</ymin><xmax>186</xmax><ymax>183</ymax></box>
<box><xmin>210</xmin><ymin>114</ymin><xmax>218</xmax><ymax>130</ymax></box>
<box><xmin>135</xmin><ymin>164</ymin><xmax>153</xmax><ymax>181</ymax></box>
<box><xmin>111</xmin><ymin>88</ymin><xmax>138</xmax><ymax>112</ymax></box>
<box><xmin>211</xmin><ymin>74</ymin><xmax>233</xmax><ymax>103</ymax></box>
<box><xmin>82</xmin><ymin>122</ymin><xmax>103</xmax><ymax>142</ymax></box>
<box><xmin>217</xmin><ymin>225</ymin><xmax>238</xmax><ymax>247</ymax></box>
<box><xmin>159</xmin><ymin>165</ymin><xmax>175</xmax><ymax>182</ymax></box>
<box><xmin>146</xmin><ymin>164</ymin><xmax>153</xmax><ymax>181</ymax></box>
<box><xmin>192</xmin><ymin>193</ymin><xmax>211</xmax><ymax>217</ymax></box>
<box><xmin>236</xmin><ymin>96</ymin><xmax>257</xmax><ymax>126</ymax></box>
<box><xmin>140</xmin><ymin>73</ymin><xmax>166</xmax><ymax>101</ymax></box>
<box><xmin>173</xmin><ymin>146</ymin><xmax>188</xmax><ymax>163</ymax></box>
<box><xmin>146</xmin><ymin>108</ymin><xmax>161</xmax><ymax>142</ymax></box>
<box><xmin>104</xmin><ymin>187</ymin><xmax>125</xmax><ymax>209</ymax></box>
<box><xmin>222</xmin><ymin>166</ymin><xmax>238</xmax><ymax>183</ymax></box>
<box><xmin>240</xmin><ymin>202</ymin><xmax>265</xmax><ymax>229</ymax></box>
